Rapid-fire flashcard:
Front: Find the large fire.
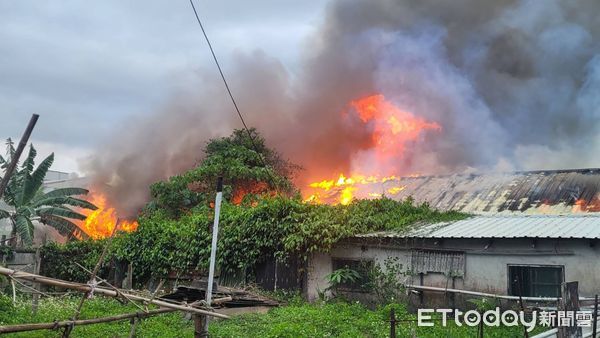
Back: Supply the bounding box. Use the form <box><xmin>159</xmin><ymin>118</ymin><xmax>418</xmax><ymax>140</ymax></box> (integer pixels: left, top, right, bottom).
<box><xmin>78</xmin><ymin>191</ymin><xmax>138</xmax><ymax>239</ymax></box>
<box><xmin>305</xmin><ymin>94</ymin><xmax>441</xmax><ymax>205</ymax></box>
<box><xmin>350</xmin><ymin>94</ymin><xmax>441</xmax><ymax>158</ymax></box>
<box><xmin>78</xmin><ymin>94</ymin><xmax>440</xmax><ymax>233</ymax></box>
<box><xmin>305</xmin><ymin>173</ymin><xmax>408</xmax><ymax>205</ymax></box>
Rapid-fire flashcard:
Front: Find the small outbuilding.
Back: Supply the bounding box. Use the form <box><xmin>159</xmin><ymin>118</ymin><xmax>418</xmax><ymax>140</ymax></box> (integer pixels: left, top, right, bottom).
<box><xmin>307</xmin><ymin>215</ymin><xmax>600</xmax><ymax>304</ymax></box>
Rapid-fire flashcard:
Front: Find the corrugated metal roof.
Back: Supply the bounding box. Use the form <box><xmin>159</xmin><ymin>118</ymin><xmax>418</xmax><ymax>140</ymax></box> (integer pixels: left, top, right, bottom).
<box><xmin>355</xmin><ymin>215</ymin><xmax>600</xmax><ymax>239</ymax></box>
<box><xmin>349</xmin><ymin>168</ymin><xmax>600</xmax><ymax>214</ymax></box>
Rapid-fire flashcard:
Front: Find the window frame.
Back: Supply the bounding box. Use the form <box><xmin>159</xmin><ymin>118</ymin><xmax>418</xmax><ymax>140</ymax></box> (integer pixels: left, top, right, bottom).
<box><xmin>507</xmin><ymin>264</ymin><xmax>564</xmax><ymax>298</ymax></box>
<box><xmin>330</xmin><ymin>257</ymin><xmax>374</xmax><ymax>292</ymax></box>
<box><xmin>410</xmin><ymin>249</ymin><xmax>466</xmax><ymax>276</ymax></box>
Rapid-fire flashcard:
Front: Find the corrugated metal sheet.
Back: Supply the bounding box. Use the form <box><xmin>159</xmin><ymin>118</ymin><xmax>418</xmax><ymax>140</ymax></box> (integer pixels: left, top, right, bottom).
<box><xmin>355</xmin><ymin>215</ymin><xmax>600</xmax><ymax>239</ymax></box>
<box><xmin>355</xmin><ymin>168</ymin><xmax>600</xmax><ymax>214</ymax></box>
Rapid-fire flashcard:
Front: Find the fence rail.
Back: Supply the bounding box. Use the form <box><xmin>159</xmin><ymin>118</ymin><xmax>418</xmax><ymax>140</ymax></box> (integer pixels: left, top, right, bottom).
<box><xmin>405</xmin><ymin>284</ymin><xmax>596</xmax><ymax>302</ymax></box>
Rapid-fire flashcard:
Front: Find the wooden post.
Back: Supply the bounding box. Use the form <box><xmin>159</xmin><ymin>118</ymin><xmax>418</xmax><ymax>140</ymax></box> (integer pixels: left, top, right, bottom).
<box><xmin>419</xmin><ymin>273</ymin><xmax>424</xmax><ymax>306</ymax></box>
<box><xmin>0</xmin><ymin>114</ymin><xmax>39</xmax><ymax>200</ymax></box>
<box><xmin>126</xmin><ymin>263</ymin><xmax>133</xmax><ymax>289</ymax></box>
<box><xmin>389</xmin><ymin>308</ymin><xmax>396</xmax><ymax>338</ymax></box>
<box><xmin>558</xmin><ymin>281</ymin><xmax>581</xmax><ymax>338</ymax></box>
<box><xmin>197</xmin><ymin>177</ymin><xmax>224</xmax><ymax>338</ymax></box>
<box><xmin>10</xmin><ymin>278</ymin><xmax>16</xmax><ymax>305</ymax></box>
<box><xmin>0</xmin><ymin>235</ymin><xmax>6</xmax><ymax>266</ymax></box>
<box><xmin>592</xmin><ymin>294</ymin><xmax>598</xmax><ymax>338</ymax></box>
<box><xmin>478</xmin><ymin>311</ymin><xmax>484</xmax><ymax>338</ymax></box>
<box><xmin>451</xmin><ymin>276</ymin><xmax>456</xmax><ymax>310</ymax></box>
<box><xmin>194</xmin><ymin>316</ymin><xmax>206</xmax><ymax>338</ymax></box>
<box><xmin>128</xmin><ymin>317</ymin><xmax>138</xmax><ymax>338</ymax></box>
<box><xmin>515</xmin><ymin>275</ymin><xmax>529</xmax><ymax>338</ymax></box>
<box><xmin>32</xmin><ymin>248</ymin><xmax>41</xmax><ymax>314</ymax></box>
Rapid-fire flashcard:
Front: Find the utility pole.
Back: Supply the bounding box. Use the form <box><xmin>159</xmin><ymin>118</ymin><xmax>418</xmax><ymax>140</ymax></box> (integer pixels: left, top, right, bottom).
<box><xmin>196</xmin><ymin>177</ymin><xmax>223</xmax><ymax>338</ymax></box>
<box><xmin>0</xmin><ymin>114</ymin><xmax>39</xmax><ymax>199</ymax></box>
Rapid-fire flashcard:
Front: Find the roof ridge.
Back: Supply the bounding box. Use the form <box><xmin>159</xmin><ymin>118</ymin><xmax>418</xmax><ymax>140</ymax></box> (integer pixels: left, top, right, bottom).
<box><xmin>469</xmin><ymin>214</ymin><xmax>600</xmax><ymax>218</ymax></box>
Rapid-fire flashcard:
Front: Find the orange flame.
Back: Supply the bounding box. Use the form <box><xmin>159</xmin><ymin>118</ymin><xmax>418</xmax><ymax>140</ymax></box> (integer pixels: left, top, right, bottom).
<box><xmin>351</xmin><ymin>94</ymin><xmax>441</xmax><ymax>158</ymax></box>
<box><xmin>305</xmin><ymin>173</ymin><xmax>408</xmax><ymax>205</ymax></box>
<box><xmin>78</xmin><ymin>192</ymin><xmax>138</xmax><ymax>239</ymax></box>
<box><xmin>305</xmin><ymin>94</ymin><xmax>440</xmax><ymax>205</ymax></box>
<box><xmin>572</xmin><ymin>198</ymin><xmax>600</xmax><ymax>213</ymax></box>
<box><xmin>387</xmin><ymin>186</ymin><xmax>405</xmax><ymax>195</ymax></box>
<box><xmin>229</xmin><ymin>182</ymin><xmax>272</xmax><ymax>205</ymax></box>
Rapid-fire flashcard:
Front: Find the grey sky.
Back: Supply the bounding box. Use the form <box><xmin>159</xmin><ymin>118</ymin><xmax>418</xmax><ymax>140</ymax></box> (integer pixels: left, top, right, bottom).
<box><xmin>0</xmin><ymin>1</ymin><xmax>324</xmax><ymax>172</ymax></box>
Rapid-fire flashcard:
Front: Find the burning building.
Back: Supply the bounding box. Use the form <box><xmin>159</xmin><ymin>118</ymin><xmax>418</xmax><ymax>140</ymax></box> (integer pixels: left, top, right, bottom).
<box><xmin>9</xmin><ymin>0</ymin><xmax>598</xmax><ymax>307</ymax></box>
<box><xmin>306</xmin><ymin>168</ymin><xmax>600</xmax><ymax>213</ymax></box>
<box><xmin>306</xmin><ymin>168</ymin><xmax>600</xmax><ymax>305</ymax></box>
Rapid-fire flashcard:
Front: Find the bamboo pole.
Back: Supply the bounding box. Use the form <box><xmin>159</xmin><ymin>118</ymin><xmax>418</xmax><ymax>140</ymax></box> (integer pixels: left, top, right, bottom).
<box><xmin>63</xmin><ymin>223</ymin><xmax>122</xmax><ymax>337</ymax></box>
<box><xmin>405</xmin><ymin>284</ymin><xmax>595</xmax><ymax>302</ymax></box>
<box><xmin>0</xmin><ymin>308</ymin><xmax>174</xmax><ymax>334</ymax></box>
<box><xmin>0</xmin><ymin>267</ymin><xmax>230</xmax><ymax>319</ymax></box>
<box><xmin>70</xmin><ymin>220</ymin><xmax>120</xmax><ymax>324</ymax></box>
<box><xmin>73</xmin><ymin>262</ymin><xmax>146</xmax><ymax>313</ymax></box>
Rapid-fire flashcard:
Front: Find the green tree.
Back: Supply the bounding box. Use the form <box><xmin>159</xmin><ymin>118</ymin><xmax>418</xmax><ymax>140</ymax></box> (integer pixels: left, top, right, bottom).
<box><xmin>148</xmin><ymin>128</ymin><xmax>299</xmax><ymax>216</ymax></box>
<box><xmin>0</xmin><ymin>139</ymin><xmax>97</xmax><ymax>245</ymax></box>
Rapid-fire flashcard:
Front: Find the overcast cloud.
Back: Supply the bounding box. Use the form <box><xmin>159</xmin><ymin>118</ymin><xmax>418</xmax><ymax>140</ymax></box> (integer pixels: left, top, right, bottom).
<box><xmin>0</xmin><ymin>1</ymin><xmax>324</xmax><ymax>172</ymax></box>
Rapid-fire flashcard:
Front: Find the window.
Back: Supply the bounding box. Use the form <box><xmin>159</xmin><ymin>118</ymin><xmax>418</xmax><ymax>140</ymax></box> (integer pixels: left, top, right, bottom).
<box><xmin>508</xmin><ymin>265</ymin><xmax>563</xmax><ymax>298</ymax></box>
<box><xmin>331</xmin><ymin>259</ymin><xmax>373</xmax><ymax>291</ymax></box>
<box><xmin>411</xmin><ymin>250</ymin><xmax>465</xmax><ymax>276</ymax></box>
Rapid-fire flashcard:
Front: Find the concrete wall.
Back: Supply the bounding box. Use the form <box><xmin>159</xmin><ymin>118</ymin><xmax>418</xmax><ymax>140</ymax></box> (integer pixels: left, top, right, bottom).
<box><xmin>1</xmin><ymin>249</ymin><xmax>37</xmax><ymax>273</ymax></box>
<box><xmin>0</xmin><ymin>219</ymin><xmax>66</xmax><ymax>246</ymax></box>
<box><xmin>306</xmin><ymin>238</ymin><xmax>600</xmax><ymax>303</ymax></box>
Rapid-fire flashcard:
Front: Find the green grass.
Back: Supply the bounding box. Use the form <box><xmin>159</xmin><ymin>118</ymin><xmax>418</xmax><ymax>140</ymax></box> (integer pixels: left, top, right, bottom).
<box><xmin>210</xmin><ymin>301</ymin><xmax>540</xmax><ymax>338</ymax></box>
<box><xmin>0</xmin><ymin>295</ymin><xmax>192</xmax><ymax>337</ymax></box>
<box><xmin>0</xmin><ymin>294</ymin><xmax>543</xmax><ymax>337</ymax></box>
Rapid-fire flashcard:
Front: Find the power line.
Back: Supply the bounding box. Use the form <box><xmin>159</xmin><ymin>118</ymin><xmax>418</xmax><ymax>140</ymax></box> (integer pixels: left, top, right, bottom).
<box><xmin>187</xmin><ymin>0</ymin><xmax>268</xmax><ymax>168</ymax></box>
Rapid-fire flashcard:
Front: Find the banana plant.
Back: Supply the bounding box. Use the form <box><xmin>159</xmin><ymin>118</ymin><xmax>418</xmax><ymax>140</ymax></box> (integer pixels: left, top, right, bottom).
<box><xmin>0</xmin><ymin>139</ymin><xmax>97</xmax><ymax>245</ymax></box>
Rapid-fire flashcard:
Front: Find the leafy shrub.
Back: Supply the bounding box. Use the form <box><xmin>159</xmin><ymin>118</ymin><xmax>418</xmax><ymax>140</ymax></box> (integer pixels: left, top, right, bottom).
<box><xmin>147</xmin><ymin>128</ymin><xmax>298</xmax><ymax>217</ymax></box>
<box><xmin>367</xmin><ymin>257</ymin><xmax>409</xmax><ymax>304</ymax></box>
<box><xmin>40</xmin><ymin>240</ymin><xmax>110</xmax><ymax>283</ymax></box>
<box><xmin>112</xmin><ymin>195</ymin><xmax>467</xmax><ymax>284</ymax></box>
<box><xmin>111</xmin><ymin>208</ymin><xmax>212</xmax><ymax>283</ymax></box>
<box><xmin>0</xmin><ymin>245</ymin><xmax>15</xmax><ymax>260</ymax></box>
<box><xmin>327</xmin><ymin>267</ymin><xmax>361</xmax><ymax>288</ymax></box>
<box><xmin>42</xmin><ymin>195</ymin><xmax>467</xmax><ymax>286</ymax></box>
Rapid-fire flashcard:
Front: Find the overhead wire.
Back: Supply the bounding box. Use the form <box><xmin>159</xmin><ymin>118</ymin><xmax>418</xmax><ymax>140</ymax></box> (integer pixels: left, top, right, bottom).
<box><xmin>187</xmin><ymin>0</ymin><xmax>275</xmax><ymax>178</ymax></box>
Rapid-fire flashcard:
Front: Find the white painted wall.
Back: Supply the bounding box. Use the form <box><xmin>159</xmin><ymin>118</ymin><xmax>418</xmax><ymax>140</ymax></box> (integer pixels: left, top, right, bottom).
<box><xmin>307</xmin><ymin>238</ymin><xmax>600</xmax><ymax>302</ymax></box>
